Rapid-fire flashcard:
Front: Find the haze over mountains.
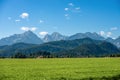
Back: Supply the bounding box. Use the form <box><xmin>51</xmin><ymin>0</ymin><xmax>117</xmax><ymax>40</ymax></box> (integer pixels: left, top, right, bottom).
<box><xmin>0</xmin><ymin>31</ymin><xmax>120</xmax><ymax>48</ymax></box>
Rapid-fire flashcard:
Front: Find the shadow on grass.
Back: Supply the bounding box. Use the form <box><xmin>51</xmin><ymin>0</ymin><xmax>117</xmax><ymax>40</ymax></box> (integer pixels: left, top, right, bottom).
<box><xmin>82</xmin><ymin>74</ymin><xmax>120</xmax><ymax>80</ymax></box>
<box><xmin>51</xmin><ymin>74</ymin><xmax>120</xmax><ymax>80</ymax></box>
<box><xmin>0</xmin><ymin>74</ymin><xmax>120</xmax><ymax>80</ymax></box>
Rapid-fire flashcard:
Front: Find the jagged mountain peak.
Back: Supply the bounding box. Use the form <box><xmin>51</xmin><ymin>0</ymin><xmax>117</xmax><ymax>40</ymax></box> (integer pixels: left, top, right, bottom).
<box><xmin>23</xmin><ymin>30</ymin><xmax>34</xmax><ymax>34</ymax></box>
<box><xmin>85</xmin><ymin>32</ymin><xmax>92</xmax><ymax>34</ymax></box>
<box><xmin>51</xmin><ymin>32</ymin><xmax>63</xmax><ymax>38</ymax></box>
<box><xmin>22</xmin><ymin>31</ymin><xmax>38</xmax><ymax>37</ymax></box>
<box><xmin>43</xmin><ymin>32</ymin><xmax>68</xmax><ymax>42</ymax></box>
<box><xmin>0</xmin><ymin>31</ymin><xmax>43</xmax><ymax>46</ymax></box>
<box><xmin>52</xmin><ymin>32</ymin><xmax>61</xmax><ymax>35</ymax></box>
<box><xmin>43</xmin><ymin>34</ymin><xmax>53</xmax><ymax>42</ymax></box>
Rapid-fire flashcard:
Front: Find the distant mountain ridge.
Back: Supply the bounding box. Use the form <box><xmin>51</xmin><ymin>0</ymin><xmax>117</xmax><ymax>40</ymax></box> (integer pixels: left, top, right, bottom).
<box><xmin>43</xmin><ymin>32</ymin><xmax>105</xmax><ymax>42</ymax></box>
<box><xmin>0</xmin><ymin>31</ymin><xmax>120</xmax><ymax>47</ymax></box>
<box><xmin>105</xmin><ymin>37</ymin><xmax>120</xmax><ymax>48</ymax></box>
<box><xmin>113</xmin><ymin>36</ymin><xmax>120</xmax><ymax>48</ymax></box>
<box><xmin>68</xmin><ymin>32</ymin><xmax>105</xmax><ymax>40</ymax></box>
<box><xmin>43</xmin><ymin>32</ymin><xmax>120</xmax><ymax>47</ymax></box>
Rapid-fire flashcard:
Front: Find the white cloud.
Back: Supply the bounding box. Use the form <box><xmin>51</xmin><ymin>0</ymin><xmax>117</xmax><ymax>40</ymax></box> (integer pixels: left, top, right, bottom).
<box><xmin>110</xmin><ymin>27</ymin><xmax>118</xmax><ymax>31</ymax></box>
<box><xmin>64</xmin><ymin>14</ymin><xmax>69</xmax><ymax>17</ymax></box>
<box><xmin>64</xmin><ymin>8</ymin><xmax>69</xmax><ymax>11</ymax></box>
<box><xmin>64</xmin><ymin>3</ymin><xmax>81</xmax><ymax>19</ymax></box>
<box><xmin>39</xmin><ymin>31</ymin><xmax>48</xmax><ymax>36</ymax></box>
<box><xmin>20</xmin><ymin>13</ymin><xmax>29</xmax><ymax>19</ymax></box>
<box><xmin>30</xmin><ymin>27</ymin><xmax>37</xmax><ymax>31</ymax></box>
<box><xmin>21</xmin><ymin>27</ymin><xmax>29</xmax><ymax>31</ymax></box>
<box><xmin>40</xmin><ymin>20</ymin><xmax>44</xmax><ymax>23</ymax></box>
<box><xmin>99</xmin><ymin>31</ymin><xmax>105</xmax><ymax>36</ymax></box>
<box><xmin>68</xmin><ymin>3</ymin><xmax>74</xmax><ymax>6</ymax></box>
<box><xmin>21</xmin><ymin>27</ymin><xmax>37</xmax><ymax>31</ymax></box>
<box><xmin>106</xmin><ymin>32</ymin><xmax>112</xmax><ymax>37</ymax></box>
<box><xmin>15</xmin><ymin>19</ymin><xmax>21</xmax><ymax>22</ymax></box>
<box><xmin>64</xmin><ymin>14</ymin><xmax>70</xmax><ymax>20</ymax></box>
<box><xmin>99</xmin><ymin>31</ymin><xmax>112</xmax><ymax>37</ymax></box>
<box><xmin>112</xmin><ymin>37</ymin><xmax>116</xmax><ymax>39</ymax></box>
<box><xmin>75</xmin><ymin>7</ymin><xmax>80</xmax><ymax>10</ymax></box>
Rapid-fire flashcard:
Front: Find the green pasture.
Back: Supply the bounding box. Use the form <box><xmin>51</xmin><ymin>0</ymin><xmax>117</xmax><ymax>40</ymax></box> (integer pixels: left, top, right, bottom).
<box><xmin>0</xmin><ymin>58</ymin><xmax>120</xmax><ymax>80</ymax></box>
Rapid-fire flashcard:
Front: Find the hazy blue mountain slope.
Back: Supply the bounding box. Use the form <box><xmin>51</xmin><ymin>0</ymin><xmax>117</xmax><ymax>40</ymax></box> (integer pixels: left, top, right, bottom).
<box><xmin>0</xmin><ymin>31</ymin><xmax>43</xmax><ymax>46</ymax></box>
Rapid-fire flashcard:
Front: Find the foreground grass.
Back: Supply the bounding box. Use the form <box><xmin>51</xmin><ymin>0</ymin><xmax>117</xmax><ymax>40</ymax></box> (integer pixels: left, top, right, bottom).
<box><xmin>0</xmin><ymin>58</ymin><xmax>120</xmax><ymax>80</ymax></box>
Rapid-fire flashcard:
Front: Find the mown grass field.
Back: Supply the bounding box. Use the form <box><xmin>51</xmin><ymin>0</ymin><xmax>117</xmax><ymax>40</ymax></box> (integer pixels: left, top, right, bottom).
<box><xmin>0</xmin><ymin>58</ymin><xmax>120</xmax><ymax>80</ymax></box>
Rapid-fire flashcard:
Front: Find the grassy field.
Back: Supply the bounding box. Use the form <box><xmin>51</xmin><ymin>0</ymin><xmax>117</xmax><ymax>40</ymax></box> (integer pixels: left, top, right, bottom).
<box><xmin>0</xmin><ymin>58</ymin><xmax>120</xmax><ymax>80</ymax></box>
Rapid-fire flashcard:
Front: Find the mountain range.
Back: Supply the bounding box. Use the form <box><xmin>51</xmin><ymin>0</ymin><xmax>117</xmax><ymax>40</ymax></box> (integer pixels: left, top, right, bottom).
<box><xmin>0</xmin><ymin>30</ymin><xmax>120</xmax><ymax>58</ymax></box>
<box><xmin>0</xmin><ymin>38</ymin><xmax>119</xmax><ymax>58</ymax></box>
<box><xmin>68</xmin><ymin>32</ymin><xmax>105</xmax><ymax>40</ymax></box>
<box><xmin>0</xmin><ymin>31</ymin><xmax>120</xmax><ymax>47</ymax></box>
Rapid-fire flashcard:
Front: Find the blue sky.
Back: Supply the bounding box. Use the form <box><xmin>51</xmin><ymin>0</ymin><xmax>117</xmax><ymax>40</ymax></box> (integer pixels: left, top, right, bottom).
<box><xmin>0</xmin><ymin>0</ymin><xmax>120</xmax><ymax>39</ymax></box>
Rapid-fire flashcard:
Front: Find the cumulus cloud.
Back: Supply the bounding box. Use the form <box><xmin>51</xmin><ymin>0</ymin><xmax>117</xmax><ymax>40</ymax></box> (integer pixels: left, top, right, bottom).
<box><xmin>68</xmin><ymin>3</ymin><xmax>74</xmax><ymax>6</ymax></box>
<box><xmin>106</xmin><ymin>32</ymin><xmax>112</xmax><ymax>37</ymax></box>
<box><xmin>72</xmin><ymin>7</ymin><xmax>80</xmax><ymax>13</ymax></box>
<box><xmin>31</xmin><ymin>27</ymin><xmax>37</xmax><ymax>31</ymax></box>
<box><xmin>20</xmin><ymin>13</ymin><xmax>29</xmax><ymax>19</ymax></box>
<box><xmin>99</xmin><ymin>31</ymin><xmax>105</xmax><ymax>36</ymax></box>
<box><xmin>21</xmin><ymin>27</ymin><xmax>29</xmax><ymax>31</ymax></box>
<box><xmin>39</xmin><ymin>31</ymin><xmax>48</xmax><ymax>36</ymax></box>
<box><xmin>110</xmin><ymin>27</ymin><xmax>118</xmax><ymax>31</ymax></box>
<box><xmin>99</xmin><ymin>31</ymin><xmax>112</xmax><ymax>37</ymax></box>
<box><xmin>21</xmin><ymin>27</ymin><xmax>37</xmax><ymax>31</ymax></box>
<box><xmin>64</xmin><ymin>8</ymin><xmax>69</xmax><ymax>11</ymax></box>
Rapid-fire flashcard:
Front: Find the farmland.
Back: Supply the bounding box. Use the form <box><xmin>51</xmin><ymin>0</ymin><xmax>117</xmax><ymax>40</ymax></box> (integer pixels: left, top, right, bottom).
<box><xmin>0</xmin><ymin>58</ymin><xmax>120</xmax><ymax>80</ymax></box>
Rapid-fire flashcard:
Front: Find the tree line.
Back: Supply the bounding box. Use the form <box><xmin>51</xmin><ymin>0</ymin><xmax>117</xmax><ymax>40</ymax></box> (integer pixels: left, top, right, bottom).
<box><xmin>0</xmin><ymin>51</ymin><xmax>120</xmax><ymax>58</ymax></box>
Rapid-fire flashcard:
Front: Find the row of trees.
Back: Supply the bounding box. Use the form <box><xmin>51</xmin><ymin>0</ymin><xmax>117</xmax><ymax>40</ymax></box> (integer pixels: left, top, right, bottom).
<box><xmin>109</xmin><ymin>54</ymin><xmax>120</xmax><ymax>57</ymax></box>
<box><xmin>11</xmin><ymin>51</ymin><xmax>51</xmax><ymax>58</ymax></box>
<box><xmin>11</xmin><ymin>52</ymin><xmax>120</xmax><ymax>58</ymax></box>
<box><xmin>0</xmin><ymin>51</ymin><xmax>120</xmax><ymax>58</ymax></box>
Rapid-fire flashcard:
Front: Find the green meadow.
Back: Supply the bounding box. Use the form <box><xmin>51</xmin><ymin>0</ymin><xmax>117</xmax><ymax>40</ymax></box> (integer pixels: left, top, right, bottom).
<box><xmin>0</xmin><ymin>58</ymin><xmax>120</xmax><ymax>80</ymax></box>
